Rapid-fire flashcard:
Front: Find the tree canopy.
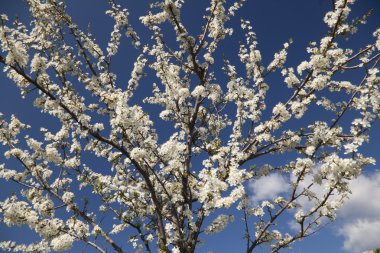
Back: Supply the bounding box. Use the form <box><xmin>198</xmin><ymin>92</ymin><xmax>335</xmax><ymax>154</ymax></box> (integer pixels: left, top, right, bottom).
<box><xmin>0</xmin><ymin>0</ymin><xmax>380</xmax><ymax>252</ymax></box>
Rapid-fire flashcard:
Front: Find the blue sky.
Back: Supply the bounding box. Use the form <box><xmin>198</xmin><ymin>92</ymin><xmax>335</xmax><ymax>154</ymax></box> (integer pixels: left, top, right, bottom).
<box><xmin>1</xmin><ymin>0</ymin><xmax>380</xmax><ymax>252</ymax></box>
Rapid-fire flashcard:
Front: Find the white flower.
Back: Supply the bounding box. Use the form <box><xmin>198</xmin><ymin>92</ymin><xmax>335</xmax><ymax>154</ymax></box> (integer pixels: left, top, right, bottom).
<box><xmin>272</xmin><ymin>229</ymin><xmax>282</xmax><ymax>240</ymax></box>
<box><xmin>51</xmin><ymin>234</ymin><xmax>74</xmax><ymax>251</ymax></box>
<box><xmin>62</xmin><ymin>192</ymin><xmax>74</xmax><ymax>204</ymax></box>
<box><xmin>5</xmin><ymin>41</ymin><xmax>29</xmax><ymax>68</ymax></box>
<box><xmin>268</xmin><ymin>48</ymin><xmax>287</xmax><ymax>71</ymax></box>
<box><xmin>305</xmin><ymin>146</ymin><xmax>315</xmax><ymax>156</ymax></box>
<box><xmin>30</xmin><ymin>54</ymin><xmax>47</xmax><ymax>73</ymax></box>
<box><xmin>45</xmin><ymin>145</ymin><xmax>62</xmax><ymax>164</ymax></box>
<box><xmin>272</xmin><ymin>103</ymin><xmax>291</xmax><ymax>122</ymax></box>
<box><xmin>67</xmin><ymin>218</ymin><xmax>89</xmax><ymax>238</ymax></box>
<box><xmin>146</xmin><ymin>234</ymin><xmax>154</xmax><ymax>242</ymax></box>
<box><xmin>297</xmin><ymin>61</ymin><xmax>309</xmax><ymax>75</ymax></box>
<box><xmin>191</xmin><ymin>85</ymin><xmax>205</xmax><ymax>97</ymax></box>
<box><xmin>130</xmin><ymin>148</ymin><xmax>147</xmax><ymax>161</ymax></box>
<box><xmin>295</xmin><ymin>209</ymin><xmax>304</xmax><ymax>223</ymax></box>
<box><xmin>252</xmin><ymin>206</ymin><xmax>265</xmax><ymax>217</ymax></box>
<box><xmin>205</xmin><ymin>214</ymin><xmax>234</xmax><ymax>234</ymax></box>
<box><xmin>204</xmin><ymin>53</ymin><xmax>214</xmax><ymax>64</ymax></box>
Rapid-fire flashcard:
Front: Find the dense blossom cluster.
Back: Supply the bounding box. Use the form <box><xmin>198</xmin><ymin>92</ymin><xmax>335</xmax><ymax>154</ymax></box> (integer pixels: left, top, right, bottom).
<box><xmin>0</xmin><ymin>0</ymin><xmax>379</xmax><ymax>252</ymax></box>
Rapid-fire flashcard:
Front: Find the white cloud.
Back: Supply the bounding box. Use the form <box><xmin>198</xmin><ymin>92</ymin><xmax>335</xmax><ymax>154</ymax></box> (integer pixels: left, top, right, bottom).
<box><xmin>337</xmin><ymin>171</ymin><xmax>380</xmax><ymax>253</ymax></box>
<box><xmin>339</xmin><ymin>219</ymin><xmax>380</xmax><ymax>253</ymax></box>
<box><xmin>249</xmin><ymin>173</ymin><xmax>290</xmax><ymax>203</ymax></box>
<box><xmin>339</xmin><ymin>172</ymin><xmax>380</xmax><ymax>219</ymax></box>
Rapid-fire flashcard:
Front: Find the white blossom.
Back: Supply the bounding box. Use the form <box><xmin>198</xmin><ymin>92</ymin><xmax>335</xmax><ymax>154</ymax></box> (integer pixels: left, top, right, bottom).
<box><xmin>50</xmin><ymin>234</ymin><xmax>74</xmax><ymax>252</ymax></box>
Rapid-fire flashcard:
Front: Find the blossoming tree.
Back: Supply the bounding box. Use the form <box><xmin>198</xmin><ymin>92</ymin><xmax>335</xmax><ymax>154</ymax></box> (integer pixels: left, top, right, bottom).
<box><xmin>0</xmin><ymin>0</ymin><xmax>380</xmax><ymax>252</ymax></box>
